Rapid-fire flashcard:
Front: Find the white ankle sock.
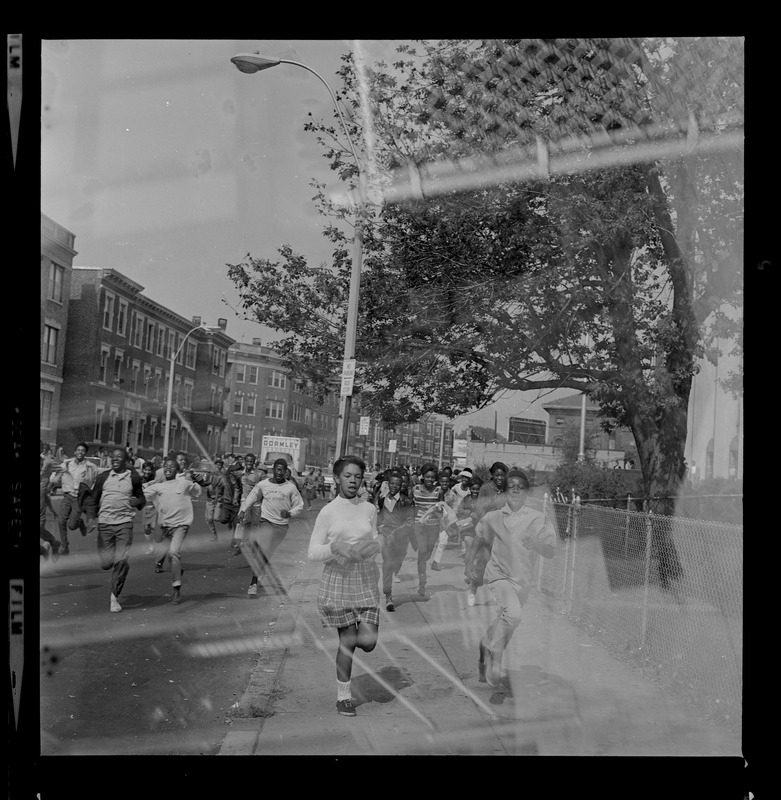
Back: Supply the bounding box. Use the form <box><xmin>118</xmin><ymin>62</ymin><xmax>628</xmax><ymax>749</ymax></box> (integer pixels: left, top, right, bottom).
<box><xmin>336</xmin><ymin>679</ymin><xmax>351</xmax><ymax>701</ymax></box>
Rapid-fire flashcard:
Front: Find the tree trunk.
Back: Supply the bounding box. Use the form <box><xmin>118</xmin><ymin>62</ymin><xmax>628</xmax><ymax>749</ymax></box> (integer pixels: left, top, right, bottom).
<box><xmin>628</xmin><ymin>401</ymin><xmax>686</xmax><ymax>589</ymax></box>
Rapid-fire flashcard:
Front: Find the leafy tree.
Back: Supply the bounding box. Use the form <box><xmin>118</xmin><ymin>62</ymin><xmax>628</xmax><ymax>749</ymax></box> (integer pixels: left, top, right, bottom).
<box><xmin>226</xmin><ymin>37</ymin><xmax>743</xmax><ymax>537</ymax></box>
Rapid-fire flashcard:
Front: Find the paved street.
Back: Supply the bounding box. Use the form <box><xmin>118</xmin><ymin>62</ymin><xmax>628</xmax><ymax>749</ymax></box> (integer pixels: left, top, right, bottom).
<box><xmin>40</xmin><ymin>492</ymin><xmax>741</xmax><ymax>757</ymax></box>
<box><xmin>39</xmin><ymin>493</ymin><xmax>316</xmax><ymax>755</ymax></box>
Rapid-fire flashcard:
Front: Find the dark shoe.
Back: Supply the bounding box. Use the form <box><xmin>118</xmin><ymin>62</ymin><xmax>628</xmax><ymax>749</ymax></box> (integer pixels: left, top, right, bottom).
<box><xmin>154</xmin><ymin>561</ymin><xmax>165</xmax><ymax>573</ymax></box>
<box><xmin>60</xmin><ymin>546</ymin><xmax>70</xmax><ymax>556</ymax></box>
<box><xmin>385</xmin><ymin>597</ymin><xmax>395</xmax><ymax>612</ymax></box>
<box><xmin>478</xmin><ymin>642</ymin><xmax>487</xmax><ymax>683</ymax></box>
<box><xmin>51</xmin><ymin>541</ymin><xmax>61</xmax><ymax>560</ymax></box>
<box><xmin>431</xmin><ymin>561</ymin><xmax>442</xmax><ymax>571</ymax></box>
<box><xmin>172</xmin><ymin>587</ymin><xmax>181</xmax><ymax>605</ymax></box>
<box><xmin>417</xmin><ymin>584</ymin><xmax>427</xmax><ymax>597</ymax></box>
<box><xmin>232</xmin><ymin>545</ymin><xmax>242</xmax><ymax>557</ymax></box>
<box><xmin>336</xmin><ymin>699</ymin><xmax>356</xmax><ymax>717</ymax></box>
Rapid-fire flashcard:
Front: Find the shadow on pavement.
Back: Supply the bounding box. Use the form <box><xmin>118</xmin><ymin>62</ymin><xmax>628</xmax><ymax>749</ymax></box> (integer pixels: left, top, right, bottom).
<box><xmin>351</xmin><ymin>665</ymin><xmax>414</xmax><ymax>706</ymax></box>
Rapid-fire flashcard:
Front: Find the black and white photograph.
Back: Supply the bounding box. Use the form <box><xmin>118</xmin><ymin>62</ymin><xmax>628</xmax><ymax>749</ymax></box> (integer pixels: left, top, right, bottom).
<box><xmin>16</xmin><ymin>33</ymin><xmax>752</xmax><ymax>790</ymax></box>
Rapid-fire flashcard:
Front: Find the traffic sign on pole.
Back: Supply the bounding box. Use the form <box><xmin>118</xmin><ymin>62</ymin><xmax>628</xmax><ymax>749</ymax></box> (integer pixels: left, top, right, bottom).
<box><xmin>359</xmin><ymin>416</ymin><xmax>370</xmax><ymax>436</ymax></box>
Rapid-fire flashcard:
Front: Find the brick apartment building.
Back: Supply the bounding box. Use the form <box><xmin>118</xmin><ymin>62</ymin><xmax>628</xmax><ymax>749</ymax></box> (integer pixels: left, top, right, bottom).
<box><xmin>40</xmin><ymin>214</ymin><xmax>78</xmax><ymax>450</ymax></box>
<box><xmin>224</xmin><ymin>340</ymin><xmax>454</xmax><ymax>470</ymax></box>
<box><xmin>56</xmin><ymin>266</ymin><xmax>234</xmax><ymax>461</ymax></box>
<box><xmin>226</xmin><ymin>340</ymin><xmax>340</xmax><ymax>466</ymax></box>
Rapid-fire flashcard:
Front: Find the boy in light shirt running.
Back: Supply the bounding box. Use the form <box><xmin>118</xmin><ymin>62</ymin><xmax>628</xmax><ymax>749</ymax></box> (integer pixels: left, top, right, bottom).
<box><xmin>143</xmin><ymin>458</ymin><xmax>201</xmax><ymax>604</ymax></box>
<box><xmin>236</xmin><ymin>458</ymin><xmax>304</xmax><ymax>595</ymax></box>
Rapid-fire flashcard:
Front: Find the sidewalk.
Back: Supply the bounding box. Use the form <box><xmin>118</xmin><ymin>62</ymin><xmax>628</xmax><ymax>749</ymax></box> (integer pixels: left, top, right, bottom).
<box><xmin>218</xmin><ymin>531</ymin><xmax>741</xmax><ymax>756</ymax></box>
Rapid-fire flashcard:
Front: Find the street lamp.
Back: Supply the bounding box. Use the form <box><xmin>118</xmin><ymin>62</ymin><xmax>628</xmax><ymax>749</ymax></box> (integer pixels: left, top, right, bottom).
<box><xmin>231</xmin><ymin>51</ymin><xmax>364</xmax><ymax>461</ymax></box>
<box><xmin>163</xmin><ymin>323</ymin><xmax>221</xmax><ymax>457</ymax></box>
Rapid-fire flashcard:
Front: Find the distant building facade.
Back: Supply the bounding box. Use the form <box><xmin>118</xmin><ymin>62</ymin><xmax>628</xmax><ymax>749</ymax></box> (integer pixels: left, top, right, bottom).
<box><xmin>686</xmin><ymin>345</ymin><xmax>743</xmax><ymax>482</ymax></box>
<box><xmin>225</xmin><ymin>340</ymin><xmax>340</xmax><ymax>466</ymax></box>
<box><xmin>542</xmin><ymin>393</ymin><xmax>636</xmax><ymax>464</ymax></box>
<box><xmin>40</xmin><ymin>213</ymin><xmax>78</xmax><ymax>450</ymax></box>
<box><xmin>57</xmin><ymin>267</ymin><xmax>234</xmax><ymax>461</ymax></box>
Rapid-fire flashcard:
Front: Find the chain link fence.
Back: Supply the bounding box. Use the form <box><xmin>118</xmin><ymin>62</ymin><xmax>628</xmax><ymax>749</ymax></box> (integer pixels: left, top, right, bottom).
<box><xmin>538</xmin><ymin>497</ymin><xmax>742</xmax><ymax>727</ymax></box>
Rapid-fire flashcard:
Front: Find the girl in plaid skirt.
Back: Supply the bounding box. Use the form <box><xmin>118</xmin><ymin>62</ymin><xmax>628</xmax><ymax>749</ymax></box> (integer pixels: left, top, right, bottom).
<box><xmin>308</xmin><ymin>455</ymin><xmax>381</xmax><ymax>717</ymax></box>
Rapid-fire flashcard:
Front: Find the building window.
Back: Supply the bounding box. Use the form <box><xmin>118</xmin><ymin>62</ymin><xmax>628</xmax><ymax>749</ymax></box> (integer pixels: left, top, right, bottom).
<box><xmin>210</xmin><ymin>385</ymin><xmax>217</xmax><ymax>413</ymax></box>
<box><xmin>556</xmin><ymin>417</ymin><xmax>565</xmax><ymax>426</ymax></box>
<box><xmin>269</xmin><ymin>370</ymin><xmax>287</xmax><ymax>389</ymax></box>
<box><xmin>183</xmin><ymin>381</ymin><xmax>194</xmax><ymax>409</ymax></box>
<box><xmin>98</xmin><ymin>348</ymin><xmax>110</xmax><ymax>383</ymax></box>
<box><xmin>508</xmin><ymin>417</ymin><xmax>546</xmax><ymax>445</ymax></box>
<box><xmin>242</xmin><ymin>427</ymin><xmax>254</xmax><ymax>448</ymax></box>
<box><xmin>102</xmin><ymin>293</ymin><xmax>115</xmax><ymax>330</ymax></box>
<box><xmin>217</xmin><ymin>387</ymin><xmax>224</xmax><ymax>415</ymax></box>
<box><xmin>41</xmin><ymin>324</ymin><xmax>59</xmax><ymax>364</ymax></box>
<box><xmin>233</xmin><ymin>395</ymin><xmax>243</xmax><ymax>415</ymax></box>
<box><xmin>133</xmin><ymin>313</ymin><xmax>144</xmax><ymax>347</ymax></box>
<box><xmin>248</xmin><ymin>365</ymin><xmax>258</xmax><ymax>384</ymax></box>
<box><xmin>174</xmin><ymin>377</ymin><xmax>181</xmax><ymax>406</ymax></box>
<box><xmin>729</xmin><ymin>436</ymin><xmax>739</xmax><ymax>479</ymax></box>
<box><xmin>150</xmin><ymin>418</ymin><xmax>158</xmax><ymax>450</ymax></box>
<box><xmin>157</xmin><ymin>325</ymin><xmax>166</xmax><ymax>357</ymax></box>
<box><xmin>94</xmin><ymin>405</ymin><xmax>105</xmax><ymax>442</ymax></box>
<box><xmin>185</xmin><ymin>341</ymin><xmax>197</xmax><ymax>369</ymax></box>
<box><xmin>109</xmin><ymin>408</ymin><xmax>119</xmax><ymax>443</ymax></box>
<box><xmin>40</xmin><ymin>389</ymin><xmax>54</xmax><ymax>429</ymax></box>
<box><xmin>113</xmin><ymin>351</ymin><xmax>123</xmax><ymax>384</ymax></box>
<box><xmin>235</xmin><ymin>364</ymin><xmax>246</xmax><ymax>383</ymax></box>
<box><xmin>266</xmin><ymin>400</ymin><xmax>285</xmax><ymax>420</ymax></box>
<box><xmin>117</xmin><ymin>299</ymin><xmax>128</xmax><ymax>337</ymax></box>
<box><xmin>304</xmin><ymin>407</ymin><xmax>312</xmax><ymax>425</ymax></box>
<box><xmin>131</xmin><ymin>362</ymin><xmax>140</xmax><ymax>394</ymax></box>
<box><xmin>145</xmin><ymin>321</ymin><xmax>155</xmax><ymax>352</ymax></box>
<box><xmin>143</xmin><ymin>366</ymin><xmax>152</xmax><ymax>397</ymax></box>
<box><xmin>47</xmin><ymin>262</ymin><xmax>64</xmax><ymax>303</ymax></box>
<box><xmin>292</xmin><ymin>403</ymin><xmax>302</xmax><ymax>423</ymax></box>
<box><xmin>219</xmin><ymin>350</ymin><xmax>226</xmax><ymax>378</ymax></box>
<box><xmin>245</xmin><ymin>396</ymin><xmax>255</xmax><ymax>416</ymax></box>
<box><xmin>167</xmin><ymin>330</ymin><xmax>176</xmax><ymax>361</ymax></box>
<box><xmin>154</xmin><ymin>370</ymin><xmax>162</xmax><ymax>402</ymax></box>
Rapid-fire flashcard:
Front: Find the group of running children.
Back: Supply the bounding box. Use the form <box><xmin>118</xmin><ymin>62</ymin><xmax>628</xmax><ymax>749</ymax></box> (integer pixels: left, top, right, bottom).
<box><xmin>46</xmin><ymin>445</ymin><xmax>556</xmax><ymax>718</ymax></box>
<box><xmin>307</xmin><ymin>455</ymin><xmax>557</xmax><ymax>717</ymax></box>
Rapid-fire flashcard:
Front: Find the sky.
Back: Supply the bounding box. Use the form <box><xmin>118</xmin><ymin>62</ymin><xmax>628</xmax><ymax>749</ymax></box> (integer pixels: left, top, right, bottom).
<box><xmin>40</xmin><ymin>37</ymin><xmax>573</xmax><ymax>435</ymax></box>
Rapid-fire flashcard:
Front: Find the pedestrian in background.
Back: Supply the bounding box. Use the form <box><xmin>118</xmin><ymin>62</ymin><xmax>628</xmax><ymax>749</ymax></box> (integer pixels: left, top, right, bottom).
<box><xmin>456</xmin><ymin>475</ymin><xmax>483</xmax><ymax>558</ymax></box>
<box><xmin>143</xmin><ymin>458</ymin><xmax>201</xmax><ymax>604</ymax></box>
<box><xmin>58</xmin><ymin>442</ymin><xmax>99</xmax><ymax>555</ymax></box>
<box><xmin>192</xmin><ymin>458</ymin><xmax>225</xmax><ymax>542</ymax></box>
<box><xmin>303</xmin><ymin>467</ymin><xmax>319</xmax><ymax>511</ymax></box>
<box><xmin>140</xmin><ymin>461</ymin><xmax>158</xmax><ymax>554</ymax></box>
<box><xmin>412</xmin><ymin>463</ymin><xmax>444</xmax><ymax>597</ymax></box>
<box><xmin>376</xmin><ymin>470</ymin><xmax>415</xmax><ymax>612</ymax></box>
<box><xmin>40</xmin><ymin>451</ymin><xmax>61</xmax><ymax>557</ymax></box>
<box><xmin>465</xmin><ymin>469</ymin><xmax>555</xmax><ymax>686</ymax></box>
<box><xmin>307</xmin><ymin>455</ymin><xmax>381</xmax><ymax>717</ymax></box>
<box><xmin>83</xmin><ymin>447</ymin><xmax>146</xmax><ymax>613</ymax></box>
<box><xmin>430</xmin><ymin>472</ymin><xmax>458</xmax><ymax>571</ymax></box>
<box><xmin>237</xmin><ymin>458</ymin><xmax>304</xmax><ymax>596</ymax></box>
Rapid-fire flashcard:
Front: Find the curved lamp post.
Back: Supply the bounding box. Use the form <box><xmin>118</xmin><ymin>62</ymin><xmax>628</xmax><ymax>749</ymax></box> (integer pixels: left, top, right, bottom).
<box><xmin>231</xmin><ymin>51</ymin><xmax>364</xmax><ymax>462</ymax></box>
<box><xmin>163</xmin><ymin>324</ymin><xmax>221</xmax><ymax>457</ymax></box>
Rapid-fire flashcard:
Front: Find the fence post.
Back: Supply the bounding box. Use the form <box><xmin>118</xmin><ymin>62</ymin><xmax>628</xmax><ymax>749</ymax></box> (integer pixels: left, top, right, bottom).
<box><xmin>566</xmin><ymin>496</ymin><xmax>581</xmax><ymax>611</ymax></box>
<box><xmin>561</xmin><ymin>508</ymin><xmax>572</xmax><ymax>598</ymax></box>
<box><xmin>640</xmin><ymin>503</ymin><xmax>653</xmax><ymax>649</ymax></box>
<box><xmin>623</xmin><ymin>494</ymin><xmax>631</xmax><ymax>558</ymax></box>
<box><xmin>537</xmin><ymin>493</ymin><xmax>549</xmax><ymax>591</ymax></box>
